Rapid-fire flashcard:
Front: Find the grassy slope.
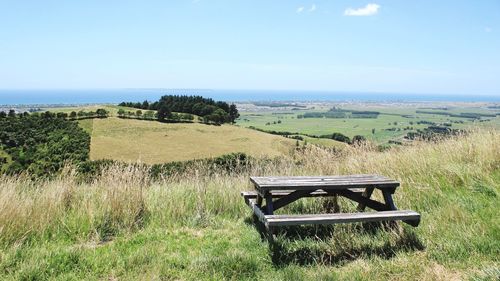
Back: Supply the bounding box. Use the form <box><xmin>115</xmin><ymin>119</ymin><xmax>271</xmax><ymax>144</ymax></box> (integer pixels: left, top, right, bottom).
<box><xmin>89</xmin><ymin>118</ymin><xmax>295</xmax><ymax>163</ymax></box>
<box><xmin>0</xmin><ymin>130</ymin><xmax>498</xmax><ymax>280</ymax></box>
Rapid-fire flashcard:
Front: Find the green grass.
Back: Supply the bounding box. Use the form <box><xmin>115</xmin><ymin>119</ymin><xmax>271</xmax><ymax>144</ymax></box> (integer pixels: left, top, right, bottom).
<box><xmin>0</xmin><ymin>130</ymin><xmax>498</xmax><ymax>280</ymax></box>
<box><xmin>237</xmin><ymin>105</ymin><xmax>500</xmax><ymax>143</ymax></box>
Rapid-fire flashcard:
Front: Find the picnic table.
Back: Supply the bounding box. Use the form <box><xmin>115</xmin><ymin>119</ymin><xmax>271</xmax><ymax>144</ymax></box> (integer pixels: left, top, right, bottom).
<box><xmin>241</xmin><ymin>174</ymin><xmax>420</xmax><ymax>231</ymax></box>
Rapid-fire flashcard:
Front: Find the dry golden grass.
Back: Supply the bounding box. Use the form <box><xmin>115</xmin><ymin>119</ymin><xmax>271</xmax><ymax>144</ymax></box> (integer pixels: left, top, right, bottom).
<box><xmin>0</xmin><ymin>129</ymin><xmax>498</xmax><ymax>280</ymax></box>
<box><xmin>89</xmin><ymin>117</ymin><xmax>296</xmax><ymax>163</ymax></box>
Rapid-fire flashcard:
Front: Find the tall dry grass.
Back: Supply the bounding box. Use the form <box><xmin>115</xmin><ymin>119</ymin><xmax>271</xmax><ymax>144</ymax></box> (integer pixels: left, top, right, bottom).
<box><xmin>0</xmin><ymin>129</ymin><xmax>498</xmax><ymax>246</ymax></box>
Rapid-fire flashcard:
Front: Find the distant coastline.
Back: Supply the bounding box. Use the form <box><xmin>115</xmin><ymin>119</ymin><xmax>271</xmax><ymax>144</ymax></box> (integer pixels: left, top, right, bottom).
<box><xmin>0</xmin><ymin>89</ymin><xmax>499</xmax><ymax>105</ymax></box>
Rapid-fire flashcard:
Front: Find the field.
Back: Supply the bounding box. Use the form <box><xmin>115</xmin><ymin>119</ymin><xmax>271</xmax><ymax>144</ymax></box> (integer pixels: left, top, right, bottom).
<box><xmin>237</xmin><ymin>103</ymin><xmax>500</xmax><ymax>143</ymax></box>
<box><xmin>85</xmin><ymin>117</ymin><xmax>295</xmax><ymax>163</ymax></box>
<box><xmin>0</xmin><ymin>130</ymin><xmax>498</xmax><ymax>280</ymax></box>
<box><xmin>39</xmin><ymin>105</ymin><xmax>297</xmax><ymax>163</ymax></box>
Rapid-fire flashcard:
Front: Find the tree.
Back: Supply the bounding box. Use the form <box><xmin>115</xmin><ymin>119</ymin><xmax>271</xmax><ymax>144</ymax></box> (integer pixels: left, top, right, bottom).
<box><xmin>331</xmin><ymin>132</ymin><xmax>351</xmax><ymax>144</ymax></box>
<box><xmin>157</xmin><ymin>104</ymin><xmax>171</xmax><ymax>121</ymax></box>
<box><xmin>352</xmin><ymin>135</ymin><xmax>367</xmax><ymax>145</ymax></box>
<box><xmin>136</xmin><ymin>110</ymin><xmax>143</xmax><ymax>118</ymax></box>
<box><xmin>56</xmin><ymin>112</ymin><xmax>68</xmax><ymax>119</ymax></box>
<box><xmin>96</xmin><ymin>109</ymin><xmax>108</xmax><ymax>118</ymax></box>
<box><xmin>207</xmin><ymin>109</ymin><xmax>229</xmax><ymax>124</ymax></box>
<box><xmin>142</xmin><ymin>100</ymin><xmax>149</xmax><ymax>109</ymax></box>
<box><xmin>117</xmin><ymin>109</ymin><xmax>126</xmax><ymax>118</ymax></box>
<box><xmin>144</xmin><ymin>110</ymin><xmax>155</xmax><ymax>120</ymax></box>
<box><xmin>372</xmin><ymin>128</ymin><xmax>375</xmax><ymax>134</ymax></box>
<box><xmin>0</xmin><ymin>111</ymin><xmax>6</xmax><ymax>118</ymax></box>
<box><xmin>8</xmin><ymin>110</ymin><xmax>16</xmax><ymax>118</ymax></box>
<box><xmin>229</xmin><ymin>104</ymin><xmax>239</xmax><ymax>123</ymax></box>
<box><xmin>70</xmin><ymin>111</ymin><xmax>77</xmax><ymax>120</ymax></box>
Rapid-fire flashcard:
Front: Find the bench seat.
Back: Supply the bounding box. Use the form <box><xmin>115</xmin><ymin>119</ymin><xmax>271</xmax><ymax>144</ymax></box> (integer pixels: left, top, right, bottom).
<box><xmin>265</xmin><ymin>210</ymin><xmax>421</xmax><ymax>227</ymax></box>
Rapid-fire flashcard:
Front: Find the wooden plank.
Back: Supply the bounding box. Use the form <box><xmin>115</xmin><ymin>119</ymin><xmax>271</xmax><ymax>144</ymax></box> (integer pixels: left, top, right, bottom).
<box><xmin>262</xmin><ymin>190</ymin><xmax>313</xmax><ymax>212</ymax></box>
<box><xmin>251</xmin><ymin>178</ymin><xmax>398</xmax><ymax>187</ymax></box>
<box><xmin>250</xmin><ymin>174</ymin><xmax>395</xmax><ymax>185</ymax></box>
<box><xmin>250</xmin><ymin>175</ymin><xmax>399</xmax><ymax>192</ymax></box>
<box><xmin>244</xmin><ymin>198</ymin><xmax>267</xmax><ymax>225</ymax></box>
<box><xmin>335</xmin><ymin>189</ymin><xmax>389</xmax><ymax>211</ymax></box>
<box><xmin>256</xmin><ymin>182</ymin><xmax>399</xmax><ymax>192</ymax></box>
<box><xmin>241</xmin><ymin>189</ymin><xmax>365</xmax><ymax>199</ymax></box>
<box><xmin>265</xmin><ymin>210</ymin><xmax>421</xmax><ymax>227</ymax></box>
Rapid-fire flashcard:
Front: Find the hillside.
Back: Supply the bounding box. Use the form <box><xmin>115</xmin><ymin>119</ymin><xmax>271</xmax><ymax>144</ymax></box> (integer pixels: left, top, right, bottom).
<box><xmin>0</xmin><ymin>130</ymin><xmax>498</xmax><ymax>280</ymax></box>
<box><xmin>87</xmin><ymin>117</ymin><xmax>295</xmax><ymax>163</ymax></box>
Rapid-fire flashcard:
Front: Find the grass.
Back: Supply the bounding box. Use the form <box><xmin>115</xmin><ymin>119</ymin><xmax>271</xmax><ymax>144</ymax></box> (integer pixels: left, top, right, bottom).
<box><xmin>88</xmin><ymin>117</ymin><xmax>296</xmax><ymax>164</ymax></box>
<box><xmin>0</xmin><ymin>130</ymin><xmax>498</xmax><ymax>280</ymax></box>
<box><xmin>237</xmin><ymin>105</ymin><xmax>500</xmax><ymax>143</ymax></box>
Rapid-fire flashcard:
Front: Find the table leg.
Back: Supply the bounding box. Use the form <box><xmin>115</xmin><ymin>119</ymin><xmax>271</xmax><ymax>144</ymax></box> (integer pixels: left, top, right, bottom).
<box><xmin>256</xmin><ymin>194</ymin><xmax>263</xmax><ymax>207</ymax></box>
<box><xmin>382</xmin><ymin>190</ymin><xmax>397</xmax><ymax>210</ymax></box>
<box><xmin>265</xmin><ymin>192</ymin><xmax>274</xmax><ymax>215</ymax></box>
<box><xmin>357</xmin><ymin>187</ymin><xmax>375</xmax><ymax>211</ymax></box>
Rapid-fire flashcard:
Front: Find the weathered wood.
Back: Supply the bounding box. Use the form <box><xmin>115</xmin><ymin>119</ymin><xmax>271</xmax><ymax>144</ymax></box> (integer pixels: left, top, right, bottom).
<box><xmin>356</xmin><ymin>187</ymin><xmax>375</xmax><ymax>211</ymax></box>
<box><xmin>243</xmin><ymin>174</ymin><xmax>420</xmax><ymax>230</ymax></box>
<box><xmin>244</xmin><ymin>198</ymin><xmax>267</xmax><ymax>225</ymax></box>
<box><xmin>333</xmin><ymin>189</ymin><xmax>389</xmax><ymax>211</ymax></box>
<box><xmin>256</xmin><ymin>194</ymin><xmax>263</xmax><ymax>207</ymax></box>
<box><xmin>263</xmin><ymin>190</ymin><xmax>313</xmax><ymax>212</ymax></box>
<box><xmin>382</xmin><ymin>190</ymin><xmax>397</xmax><ymax>210</ymax></box>
<box><xmin>250</xmin><ymin>175</ymin><xmax>399</xmax><ymax>192</ymax></box>
<box><xmin>265</xmin><ymin>210</ymin><xmax>421</xmax><ymax>227</ymax></box>
<box><xmin>241</xmin><ymin>189</ymin><xmax>365</xmax><ymax>199</ymax></box>
<box><xmin>264</xmin><ymin>192</ymin><xmax>274</xmax><ymax>215</ymax></box>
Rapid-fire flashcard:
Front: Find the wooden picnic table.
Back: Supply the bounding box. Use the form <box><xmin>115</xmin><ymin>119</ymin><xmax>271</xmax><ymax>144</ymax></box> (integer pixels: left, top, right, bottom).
<box><xmin>241</xmin><ymin>174</ymin><xmax>420</xmax><ymax>231</ymax></box>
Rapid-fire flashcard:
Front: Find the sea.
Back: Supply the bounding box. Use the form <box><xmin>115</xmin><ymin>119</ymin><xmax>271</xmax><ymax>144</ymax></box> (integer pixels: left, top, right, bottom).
<box><xmin>0</xmin><ymin>89</ymin><xmax>499</xmax><ymax>105</ymax></box>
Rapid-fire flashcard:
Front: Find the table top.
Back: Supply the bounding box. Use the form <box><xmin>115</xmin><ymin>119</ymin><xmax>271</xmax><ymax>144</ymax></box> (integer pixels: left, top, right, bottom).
<box><xmin>250</xmin><ymin>174</ymin><xmax>399</xmax><ymax>191</ymax></box>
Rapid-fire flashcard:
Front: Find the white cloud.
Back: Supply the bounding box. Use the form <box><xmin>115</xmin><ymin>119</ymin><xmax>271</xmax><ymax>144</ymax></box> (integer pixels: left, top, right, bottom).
<box><xmin>296</xmin><ymin>6</ymin><xmax>305</xmax><ymax>13</ymax></box>
<box><xmin>309</xmin><ymin>4</ymin><xmax>316</xmax><ymax>12</ymax></box>
<box><xmin>485</xmin><ymin>27</ymin><xmax>492</xmax><ymax>33</ymax></box>
<box><xmin>344</xmin><ymin>3</ymin><xmax>380</xmax><ymax>16</ymax></box>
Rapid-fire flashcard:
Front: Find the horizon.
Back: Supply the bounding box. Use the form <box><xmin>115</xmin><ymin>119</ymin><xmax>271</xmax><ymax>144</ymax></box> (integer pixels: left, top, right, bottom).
<box><xmin>1</xmin><ymin>1</ymin><xmax>500</xmax><ymax>96</ymax></box>
<box><xmin>1</xmin><ymin>88</ymin><xmax>500</xmax><ymax>106</ymax></box>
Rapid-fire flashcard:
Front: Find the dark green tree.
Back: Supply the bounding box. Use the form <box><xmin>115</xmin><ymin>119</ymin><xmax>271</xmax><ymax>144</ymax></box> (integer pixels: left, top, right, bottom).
<box><xmin>229</xmin><ymin>104</ymin><xmax>240</xmax><ymax>123</ymax></box>
<box><xmin>157</xmin><ymin>104</ymin><xmax>171</xmax><ymax>121</ymax></box>
<box><xmin>96</xmin><ymin>108</ymin><xmax>108</xmax><ymax>118</ymax></box>
<box><xmin>352</xmin><ymin>135</ymin><xmax>367</xmax><ymax>145</ymax></box>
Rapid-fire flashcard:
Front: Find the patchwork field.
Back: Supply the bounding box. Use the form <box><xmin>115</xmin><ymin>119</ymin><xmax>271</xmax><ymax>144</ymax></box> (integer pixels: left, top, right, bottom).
<box><xmin>237</xmin><ymin>103</ymin><xmax>500</xmax><ymax>143</ymax></box>
<box><xmin>86</xmin><ymin>117</ymin><xmax>295</xmax><ymax>164</ymax></box>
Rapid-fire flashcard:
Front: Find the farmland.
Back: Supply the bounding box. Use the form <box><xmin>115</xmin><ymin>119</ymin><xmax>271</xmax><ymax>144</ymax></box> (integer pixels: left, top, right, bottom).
<box><xmin>236</xmin><ymin>102</ymin><xmax>500</xmax><ymax>143</ymax></box>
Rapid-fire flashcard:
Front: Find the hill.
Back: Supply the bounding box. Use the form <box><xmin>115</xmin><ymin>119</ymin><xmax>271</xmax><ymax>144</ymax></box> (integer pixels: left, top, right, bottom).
<box><xmin>87</xmin><ymin>117</ymin><xmax>295</xmax><ymax>163</ymax></box>
<box><xmin>0</xmin><ymin>130</ymin><xmax>498</xmax><ymax>280</ymax></box>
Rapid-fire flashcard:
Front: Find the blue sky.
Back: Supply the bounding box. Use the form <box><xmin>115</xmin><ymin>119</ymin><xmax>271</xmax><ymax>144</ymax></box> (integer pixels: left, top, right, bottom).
<box><xmin>0</xmin><ymin>0</ymin><xmax>499</xmax><ymax>95</ymax></box>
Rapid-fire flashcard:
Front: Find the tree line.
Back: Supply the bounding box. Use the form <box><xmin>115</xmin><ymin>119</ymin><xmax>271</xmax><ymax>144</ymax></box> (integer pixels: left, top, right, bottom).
<box><xmin>117</xmin><ymin>109</ymin><xmax>194</xmax><ymax>122</ymax></box>
<box><xmin>119</xmin><ymin>95</ymin><xmax>240</xmax><ymax>124</ymax></box>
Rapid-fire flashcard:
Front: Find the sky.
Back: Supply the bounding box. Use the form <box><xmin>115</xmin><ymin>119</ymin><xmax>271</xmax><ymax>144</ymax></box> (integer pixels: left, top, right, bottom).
<box><xmin>0</xmin><ymin>0</ymin><xmax>499</xmax><ymax>95</ymax></box>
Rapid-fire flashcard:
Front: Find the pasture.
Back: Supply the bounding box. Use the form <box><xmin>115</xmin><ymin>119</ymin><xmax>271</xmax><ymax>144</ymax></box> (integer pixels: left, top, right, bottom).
<box><xmin>237</xmin><ymin>104</ymin><xmax>500</xmax><ymax>143</ymax></box>
<box><xmin>86</xmin><ymin>117</ymin><xmax>295</xmax><ymax>164</ymax></box>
